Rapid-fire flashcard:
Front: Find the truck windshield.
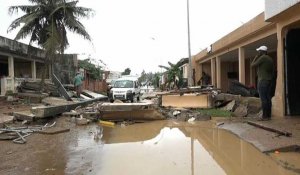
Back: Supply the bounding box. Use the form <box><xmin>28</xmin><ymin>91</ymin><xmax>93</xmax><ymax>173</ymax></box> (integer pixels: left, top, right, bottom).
<box><xmin>114</xmin><ymin>80</ymin><xmax>134</xmax><ymax>88</ymax></box>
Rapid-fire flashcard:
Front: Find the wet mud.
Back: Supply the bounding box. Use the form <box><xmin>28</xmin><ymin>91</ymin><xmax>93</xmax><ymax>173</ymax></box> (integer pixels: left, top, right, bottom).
<box><xmin>0</xmin><ymin>117</ymin><xmax>299</xmax><ymax>175</ymax></box>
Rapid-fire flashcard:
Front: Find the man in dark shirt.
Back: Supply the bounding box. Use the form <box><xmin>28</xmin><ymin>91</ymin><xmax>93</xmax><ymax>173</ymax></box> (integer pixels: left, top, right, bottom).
<box><xmin>251</xmin><ymin>45</ymin><xmax>274</xmax><ymax>120</ymax></box>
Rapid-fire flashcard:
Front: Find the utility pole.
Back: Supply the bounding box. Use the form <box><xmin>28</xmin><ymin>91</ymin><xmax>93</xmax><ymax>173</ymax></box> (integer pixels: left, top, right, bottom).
<box><xmin>187</xmin><ymin>0</ymin><xmax>193</xmax><ymax>86</ymax></box>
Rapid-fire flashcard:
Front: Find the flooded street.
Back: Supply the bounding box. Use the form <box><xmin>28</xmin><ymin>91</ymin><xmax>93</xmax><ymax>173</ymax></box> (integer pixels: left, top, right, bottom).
<box><xmin>1</xmin><ymin>118</ymin><xmax>299</xmax><ymax>175</ymax></box>
<box><xmin>66</xmin><ymin>120</ymin><xmax>300</xmax><ymax>175</ymax></box>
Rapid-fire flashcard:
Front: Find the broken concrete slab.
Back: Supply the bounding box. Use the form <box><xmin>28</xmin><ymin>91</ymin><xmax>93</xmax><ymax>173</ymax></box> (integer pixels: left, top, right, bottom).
<box><xmin>100</xmin><ymin>109</ymin><xmax>165</xmax><ymax>121</ymax></box>
<box><xmin>32</xmin><ymin>98</ymin><xmax>105</xmax><ymax>118</ymax></box>
<box><xmin>215</xmin><ymin>93</ymin><xmax>242</xmax><ymax>102</ymax></box>
<box><xmin>0</xmin><ymin>115</ymin><xmax>14</xmax><ymax>128</ymax></box>
<box><xmin>82</xmin><ymin>112</ymin><xmax>99</xmax><ymax>120</ymax></box>
<box><xmin>42</xmin><ymin>97</ymin><xmax>76</xmax><ymax>106</ymax></box>
<box><xmin>98</xmin><ymin>102</ymin><xmax>164</xmax><ymax>121</ymax></box>
<box><xmin>98</xmin><ymin>102</ymin><xmax>154</xmax><ymax>112</ymax></box>
<box><xmin>161</xmin><ymin>93</ymin><xmax>212</xmax><ymax>108</ymax></box>
<box><xmin>233</xmin><ymin>104</ymin><xmax>248</xmax><ymax>117</ymax></box>
<box><xmin>62</xmin><ymin>111</ymin><xmax>80</xmax><ymax>118</ymax></box>
<box><xmin>220</xmin><ymin>100</ymin><xmax>236</xmax><ymax>111</ymax></box>
<box><xmin>17</xmin><ymin>93</ymin><xmax>48</xmax><ymax>103</ymax></box>
<box><xmin>13</xmin><ymin>111</ymin><xmax>35</xmax><ymax>121</ymax></box>
<box><xmin>82</xmin><ymin>90</ymin><xmax>107</xmax><ymax>99</ymax></box>
<box><xmin>247</xmin><ymin>121</ymin><xmax>292</xmax><ymax>137</ymax></box>
<box><xmin>219</xmin><ymin>120</ymin><xmax>300</xmax><ymax>153</ymax></box>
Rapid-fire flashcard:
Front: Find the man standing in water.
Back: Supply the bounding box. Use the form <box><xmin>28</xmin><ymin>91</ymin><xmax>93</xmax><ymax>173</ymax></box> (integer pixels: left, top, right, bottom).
<box><xmin>251</xmin><ymin>46</ymin><xmax>274</xmax><ymax>121</ymax></box>
<box><xmin>74</xmin><ymin>71</ymin><xmax>84</xmax><ymax>98</ymax></box>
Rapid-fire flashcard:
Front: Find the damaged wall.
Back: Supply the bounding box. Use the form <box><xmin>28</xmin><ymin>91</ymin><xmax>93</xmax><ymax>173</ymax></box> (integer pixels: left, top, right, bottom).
<box><xmin>52</xmin><ymin>54</ymin><xmax>78</xmax><ymax>84</ymax></box>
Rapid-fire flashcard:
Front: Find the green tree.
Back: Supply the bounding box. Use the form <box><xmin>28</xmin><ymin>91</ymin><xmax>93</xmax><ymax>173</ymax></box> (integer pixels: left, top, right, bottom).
<box><xmin>78</xmin><ymin>59</ymin><xmax>102</xmax><ymax>80</ymax></box>
<box><xmin>7</xmin><ymin>0</ymin><xmax>93</xmax><ymax>87</ymax></box>
<box><xmin>122</xmin><ymin>68</ymin><xmax>131</xmax><ymax>75</ymax></box>
<box><xmin>159</xmin><ymin>62</ymin><xmax>183</xmax><ymax>89</ymax></box>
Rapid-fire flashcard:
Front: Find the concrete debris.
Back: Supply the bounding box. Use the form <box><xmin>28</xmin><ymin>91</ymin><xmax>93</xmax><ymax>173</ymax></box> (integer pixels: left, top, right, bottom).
<box><xmin>216</xmin><ymin>93</ymin><xmax>262</xmax><ymax>118</ymax></box>
<box><xmin>233</xmin><ymin>104</ymin><xmax>248</xmax><ymax>117</ymax></box>
<box><xmin>82</xmin><ymin>90</ymin><xmax>107</xmax><ymax>99</ymax></box>
<box><xmin>160</xmin><ymin>108</ymin><xmax>211</xmax><ymax>121</ymax></box>
<box><xmin>17</xmin><ymin>93</ymin><xmax>48</xmax><ymax>103</ymax></box>
<box><xmin>0</xmin><ymin>121</ymin><xmax>56</xmax><ymax>144</ymax></box>
<box><xmin>161</xmin><ymin>93</ymin><xmax>213</xmax><ymax>108</ymax></box>
<box><xmin>0</xmin><ymin>115</ymin><xmax>14</xmax><ymax>128</ymax></box>
<box><xmin>187</xmin><ymin>117</ymin><xmax>195</xmax><ymax>123</ymax></box>
<box><xmin>113</xmin><ymin>99</ymin><xmax>123</xmax><ymax>103</ymax></box>
<box><xmin>76</xmin><ymin>117</ymin><xmax>89</xmax><ymax>125</ymax></box>
<box><xmin>36</xmin><ymin>127</ymin><xmax>70</xmax><ymax>135</ymax></box>
<box><xmin>173</xmin><ymin>111</ymin><xmax>181</xmax><ymax>116</ymax></box>
<box><xmin>13</xmin><ymin>111</ymin><xmax>35</xmax><ymax>121</ymax></box>
<box><xmin>247</xmin><ymin>121</ymin><xmax>292</xmax><ymax>137</ymax></box>
<box><xmin>220</xmin><ymin>100</ymin><xmax>236</xmax><ymax>111</ymax></box>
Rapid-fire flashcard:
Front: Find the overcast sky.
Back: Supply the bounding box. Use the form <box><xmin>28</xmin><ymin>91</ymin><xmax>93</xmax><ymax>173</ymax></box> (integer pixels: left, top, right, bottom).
<box><xmin>0</xmin><ymin>0</ymin><xmax>264</xmax><ymax>75</ymax></box>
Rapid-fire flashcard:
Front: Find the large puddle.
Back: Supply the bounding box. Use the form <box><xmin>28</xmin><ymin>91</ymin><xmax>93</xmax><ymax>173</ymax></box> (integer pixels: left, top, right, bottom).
<box><xmin>64</xmin><ymin>120</ymin><xmax>300</xmax><ymax>175</ymax></box>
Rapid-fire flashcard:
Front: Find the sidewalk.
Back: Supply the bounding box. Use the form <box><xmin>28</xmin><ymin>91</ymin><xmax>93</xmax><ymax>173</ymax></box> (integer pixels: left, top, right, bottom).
<box><xmin>217</xmin><ymin>117</ymin><xmax>300</xmax><ymax>153</ymax></box>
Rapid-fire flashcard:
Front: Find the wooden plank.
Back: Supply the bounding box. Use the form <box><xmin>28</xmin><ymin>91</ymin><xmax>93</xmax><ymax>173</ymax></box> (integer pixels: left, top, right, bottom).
<box><xmin>247</xmin><ymin>121</ymin><xmax>292</xmax><ymax>137</ymax></box>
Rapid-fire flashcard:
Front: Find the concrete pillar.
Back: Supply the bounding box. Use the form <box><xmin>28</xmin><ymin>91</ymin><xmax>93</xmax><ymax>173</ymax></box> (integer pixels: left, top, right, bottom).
<box><xmin>239</xmin><ymin>47</ymin><xmax>245</xmax><ymax>84</ymax></box>
<box><xmin>216</xmin><ymin>56</ymin><xmax>222</xmax><ymax>89</ymax></box>
<box><xmin>211</xmin><ymin>58</ymin><xmax>216</xmax><ymax>86</ymax></box>
<box><xmin>31</xmin><ymin>61</ymin><xmax>36</xmax><ymax>79</ymax></box>
<box><xmin>197</xmin><ymin>63</ymin><xmax>203</xmax><ymax>85</ymax></box>
<box><xmin>8</xmin><ymin>56</ymin><xmax>14</xmax><ymax>77</ymax></box>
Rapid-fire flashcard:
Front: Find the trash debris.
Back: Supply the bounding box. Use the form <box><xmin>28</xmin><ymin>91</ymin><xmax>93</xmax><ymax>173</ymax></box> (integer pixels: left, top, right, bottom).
<box><xmin>173</xmin><ymin>110</ymin><xmax>181</xmax><ymax>116</ymax></box>
<box><xmin>0</xmin><ymin>121</ymin><xmax>56</xmax><ymax>144</ymax></box>
<box><xmin>99</xmin><ymin>120</ymin><xmax>115</xmax><ymax>127</ymax></box>
<box><xmin>187</xmin><ymin>117</ymin><xmax>196</xmax><ymax>123</ymax></box>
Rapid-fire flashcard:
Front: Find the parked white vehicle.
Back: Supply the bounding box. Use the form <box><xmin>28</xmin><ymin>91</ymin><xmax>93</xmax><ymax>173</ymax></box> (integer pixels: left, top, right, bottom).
<box><xmin>108</xmin><ymin>77</ymin><xmax>140</xmax><ymax>102</ymax></box>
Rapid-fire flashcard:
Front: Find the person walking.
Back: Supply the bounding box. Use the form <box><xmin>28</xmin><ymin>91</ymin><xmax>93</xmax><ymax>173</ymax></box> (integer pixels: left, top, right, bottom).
<box><xmin>74</xmin><ymin>71</ymin><xmax>84</xmax><ymax>98</ymax></box>
<box><xmin>251</xmin><ymin>46</ymin><xmax>274</xmax><ymax>121</ymax></box>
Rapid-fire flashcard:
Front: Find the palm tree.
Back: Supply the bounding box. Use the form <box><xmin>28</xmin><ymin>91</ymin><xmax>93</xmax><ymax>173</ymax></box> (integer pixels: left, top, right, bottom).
<box><xmin>159</xmin><ymin>61</ymin><xmax>183</xmax><ymax>89</ymax></box>
<box><xmin>7</xmin><ymin>0</ymin><xmax>93</xmax><ymax>87</ymax></box>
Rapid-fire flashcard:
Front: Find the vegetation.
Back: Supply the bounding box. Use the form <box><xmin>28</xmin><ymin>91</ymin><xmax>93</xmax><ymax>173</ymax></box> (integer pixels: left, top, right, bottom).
<box><xmin>138</xmin><ymin>70</ymin><xmax>160</xmax><ymax>88</ymax></box>
<box><xmin>121</xmin><ymin>68</ymin><xmax>131</xmax><ymax>75</ymax></box>
<box><xmin>78</xmin><ymin>59</ymin><xmax>102</xmax><ymax>80</ymax></box>
<box><xmin>7</xmin><ymin>0</ymin><xmax>93</xmax><ymax>87</ymax></box>
<box><xmin>159</xmin><ymin>61</ymin><xmax>183</xmax><ymax>89</ymax></box>
<box><xmin>197</xmin><ymin>108</ymin><xmax>232</xmax><ymax>117</ymax></box>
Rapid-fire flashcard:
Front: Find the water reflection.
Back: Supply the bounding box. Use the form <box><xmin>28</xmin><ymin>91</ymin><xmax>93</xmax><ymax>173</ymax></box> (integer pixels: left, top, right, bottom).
<box><xmin>66</xmin><ymin>120</ymin><xmax>299</xmax><ymax>175</ymax></box>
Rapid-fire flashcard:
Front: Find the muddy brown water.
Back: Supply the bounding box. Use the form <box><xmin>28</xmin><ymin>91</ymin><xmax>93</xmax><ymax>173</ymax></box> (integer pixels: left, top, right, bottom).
<box><xmin>1</xmin><ymin>119</ymin><xmax>299</xmax><ymax>175</ymax></box>
<box><xmin>66</xmin><ymin>120</ymin><xmax>299</xmax><ymax>175</ymax></box>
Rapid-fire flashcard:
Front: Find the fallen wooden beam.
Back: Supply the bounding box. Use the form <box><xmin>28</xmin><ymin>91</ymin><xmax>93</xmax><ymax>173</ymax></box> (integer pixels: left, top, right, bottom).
<box><xmin>247</xmin><ymin>121</ymin><xmax>292</xmax><ymax>137</ymax></box>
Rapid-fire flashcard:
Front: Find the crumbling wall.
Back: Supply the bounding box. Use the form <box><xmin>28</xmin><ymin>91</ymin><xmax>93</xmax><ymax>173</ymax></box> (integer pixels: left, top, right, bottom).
<box><xmin>52</xmin><ymin>54</ymin><xmax>78</xmax><ymax>84</ymax></box>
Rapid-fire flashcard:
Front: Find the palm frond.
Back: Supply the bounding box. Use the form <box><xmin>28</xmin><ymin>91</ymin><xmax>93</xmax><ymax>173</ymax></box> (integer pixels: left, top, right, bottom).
<box><xmin>158</xmin><ymin>65</ymin><xmax>170</xmax><ymax>70</ymax></box>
